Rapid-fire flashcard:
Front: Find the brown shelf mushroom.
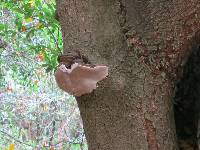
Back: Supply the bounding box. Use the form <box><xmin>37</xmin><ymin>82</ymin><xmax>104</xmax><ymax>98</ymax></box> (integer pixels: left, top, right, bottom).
<box><xmin>55</xmin><ymin>63</ymin><xmax>108</xmax><ymax>97</ymax></box>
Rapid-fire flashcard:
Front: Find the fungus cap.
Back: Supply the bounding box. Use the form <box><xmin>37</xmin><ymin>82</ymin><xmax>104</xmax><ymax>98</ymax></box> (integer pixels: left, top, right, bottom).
<box><xmin>55</xmin><ymin>63</ymin><xmax>108</xmax><ymax>97</ymax></box>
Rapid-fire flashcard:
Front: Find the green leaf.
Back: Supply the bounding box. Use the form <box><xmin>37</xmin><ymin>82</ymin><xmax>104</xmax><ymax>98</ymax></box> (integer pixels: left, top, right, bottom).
<box><xmin>0</xmin><ymin>23</ymin><xmax>6</xmax><ymax>31</ymax></box>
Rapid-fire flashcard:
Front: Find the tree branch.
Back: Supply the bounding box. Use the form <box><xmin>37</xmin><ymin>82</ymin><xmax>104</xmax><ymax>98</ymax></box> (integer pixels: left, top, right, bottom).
<box><xmin>0</xmin><ymin>130</ymin><xmax>34</xmax><ymax>148</ymax></box>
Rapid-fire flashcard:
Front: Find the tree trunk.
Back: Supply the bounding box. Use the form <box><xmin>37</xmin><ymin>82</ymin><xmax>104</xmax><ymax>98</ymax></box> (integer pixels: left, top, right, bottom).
<box><xmin>56</xmin><ymin>0</ymin><xmax>200</xmax><ymax>149</ymax></box>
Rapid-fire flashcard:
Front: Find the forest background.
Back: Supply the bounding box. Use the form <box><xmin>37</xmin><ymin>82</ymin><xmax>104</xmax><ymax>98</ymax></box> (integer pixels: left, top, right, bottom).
<box><xmin>0</xmin><ymin>0</ymin><xmax>87</xmax><ymax>149</ymax></box>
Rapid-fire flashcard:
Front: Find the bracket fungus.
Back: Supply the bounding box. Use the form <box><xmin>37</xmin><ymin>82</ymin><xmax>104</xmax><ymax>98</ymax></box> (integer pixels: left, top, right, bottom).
<box><xmin>55</xmin><ymin>63</ymin><xmax>108</xmax><ymax>97</ymax></box>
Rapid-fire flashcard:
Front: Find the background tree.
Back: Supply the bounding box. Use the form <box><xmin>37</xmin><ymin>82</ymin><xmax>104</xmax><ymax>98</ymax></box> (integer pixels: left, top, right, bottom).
<box><xmin>56</xmin><ymin>0</ymin><xmax>200</xmax><ymax>150</ymax></box>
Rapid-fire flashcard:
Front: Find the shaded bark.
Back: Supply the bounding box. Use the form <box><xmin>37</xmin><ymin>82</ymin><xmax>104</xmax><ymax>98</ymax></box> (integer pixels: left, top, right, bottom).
<box><xmin>56</xmin><ymin>0</ymin><xmax>200</xmax><ymax>149</ymax></box>
<box><xmin>174</xmin><ymin>45</ymin><xmax>200</xmax><ymax>150</ymax></box>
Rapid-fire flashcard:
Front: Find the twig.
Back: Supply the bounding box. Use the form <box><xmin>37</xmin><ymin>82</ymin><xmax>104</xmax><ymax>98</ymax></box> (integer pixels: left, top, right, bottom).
<box><xmin>49</xmin><ymin>120</ymin><xmax>56</xmax><ymax>146</ymax></box>
<box><xmin>0</xmin><ymin>130</ymin><xmax>35</xmax><ymax>147</ymax></box>
<box><xmin>80</xmin><ymin>132</ymin><xmax>84</xmax><ymax>150</ymax></box>
<box><xmin>0</xmin><ymin>37</ymin><xmax>37</xmax><ymax>63</ymax></box>
<box><xmin>37</xmin><ymin>3</ymin><xmax>61</xmax><ymax>51</ymax></box>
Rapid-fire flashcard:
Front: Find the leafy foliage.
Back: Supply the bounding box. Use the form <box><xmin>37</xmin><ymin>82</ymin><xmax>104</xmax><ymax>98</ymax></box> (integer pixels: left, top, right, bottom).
<box><xmin>0</xmin><ymin>0</ymin><xmax>62</xmax><ymax>82</ymax></box>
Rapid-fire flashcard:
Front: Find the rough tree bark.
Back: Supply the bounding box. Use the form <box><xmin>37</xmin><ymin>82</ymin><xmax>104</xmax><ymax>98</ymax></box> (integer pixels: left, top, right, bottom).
<box><xmin>56</xmin><ymin>0</ymin><xmax>200</xmax><ymax>149</ymax></box>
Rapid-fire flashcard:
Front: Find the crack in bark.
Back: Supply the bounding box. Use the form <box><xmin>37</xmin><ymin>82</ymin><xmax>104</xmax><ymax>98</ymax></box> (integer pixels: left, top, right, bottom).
<box><xmin>144</xmin><ymin>119</ymin><xmax>158</xmax><ymax>150</ymax></box>
<box><xmin>116</xmin><ymin>1</ymin><xmax>160</xmax><ymax>149</ymax></box>
<box><xmin>117</xmin><ymin>0</ymin><xmax>128</xmax><ymax>34</ymax></box>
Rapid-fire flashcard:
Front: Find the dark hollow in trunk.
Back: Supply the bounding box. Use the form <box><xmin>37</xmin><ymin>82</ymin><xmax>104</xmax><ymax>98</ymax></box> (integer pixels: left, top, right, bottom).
<box><xmin>174</xmin><ymin>44</ymin><xmax>200</xmax><ymax>150</ymax></box>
